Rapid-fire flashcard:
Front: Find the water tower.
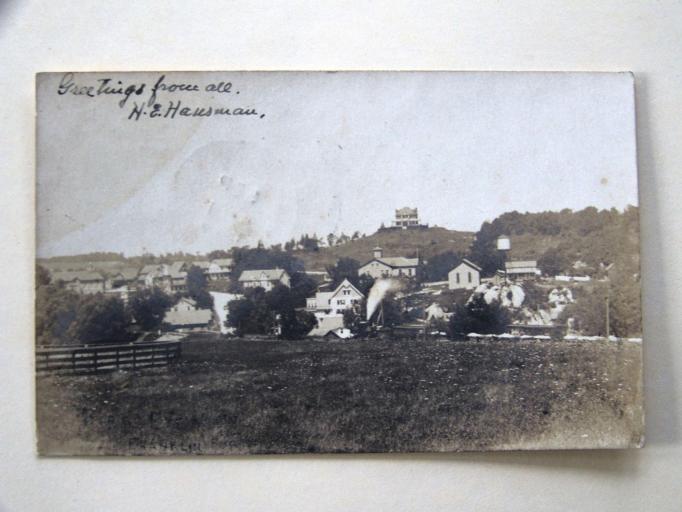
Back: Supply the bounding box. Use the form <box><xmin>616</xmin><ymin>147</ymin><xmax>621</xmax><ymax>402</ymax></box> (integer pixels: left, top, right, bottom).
<box><xmin>497</xmin><ymin>235</ymin><xmax>511</xmax><ymax>280</ymax></box>
<box><xmin>496</xmin><ymin>235</ymin><xmax>511</xmax><ymax>252</ymax></box>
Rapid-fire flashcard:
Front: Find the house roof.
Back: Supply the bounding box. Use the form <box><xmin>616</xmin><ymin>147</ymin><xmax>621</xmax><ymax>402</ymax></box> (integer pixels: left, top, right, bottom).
<box><xmin>210</xmin><ymin>258</ymin><xmax>233</xmax><ymax>267</ymax></box>
<box><xmin>163</xmin><ymin>307</ymin><xmax>212</xmax><ymax>327</ymax></box>
<box><xmin>139</xmin><ymin>264</ymin><xmax>163</xmax><ymax>276</ymax></box>
<box><xmin>396</xmin><ymin>207</ymin><xmax>417</xmax><ymax>215</ymax></box>
<box><xmin>378</xmin><ymin>257</ymin><xmax>419</xmax><ymax>268</ymax></box>
<box><xmin>190</xmin><ymin>260</ymin><xmax>211</xmax><ymax>270</ymax></box>
<box><xmin>238</xmin><ymin>269</ymin><xmax>288</xmax><ymax>282</ymax></box>
<box><xmin>329</xmin><ymin>278</ymin><xmax>365</xmax><ymax>300</ymax></box>
<box><xmin>114</xmin><ymin>267</ymin><xmax>140</xmax><ymax>280</ymax></box>
<box><xmin>52</xmin><ymin>270</ymin><xmax>103</xmax><ymax>282</ymax></box>
<box><xmin>168</xmin><ymin>261</ymin><xmax>187</xmax><ymax>277</ymax></box>
<box><xmin>505</xmin><ymin>260</ymin><xmax>538</xmax><ymax>270</ymax></box>
<box><xmin>457</xmin><ymin>259</ymin><xmax>482</xmax><ymax>272</ymax></box>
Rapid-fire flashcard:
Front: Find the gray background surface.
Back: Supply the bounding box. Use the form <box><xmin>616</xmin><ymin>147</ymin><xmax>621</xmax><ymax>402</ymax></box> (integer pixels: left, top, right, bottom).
<box><xmin>1</xmin><ymin>1</ymin><xmax>680</xmax><ymax>510</ymax></box>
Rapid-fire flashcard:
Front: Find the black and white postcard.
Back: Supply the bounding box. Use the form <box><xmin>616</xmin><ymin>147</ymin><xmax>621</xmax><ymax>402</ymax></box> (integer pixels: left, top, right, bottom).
<box><xmin>35</xmin><ymin>71</ymin><xmax>643</xmax><ymax>454</ymax></box>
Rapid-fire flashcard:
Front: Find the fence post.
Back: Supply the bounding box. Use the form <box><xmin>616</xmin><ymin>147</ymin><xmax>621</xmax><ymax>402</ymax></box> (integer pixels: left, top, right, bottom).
<box><xmin>133</xmin><ymin>346</ymin><xmax>137</xmax><ymax>369</ymax></box>
<box><xmin>93</xmin><ymin>349</ymin><xmax>98</xmax><ymax>374</ymax></box>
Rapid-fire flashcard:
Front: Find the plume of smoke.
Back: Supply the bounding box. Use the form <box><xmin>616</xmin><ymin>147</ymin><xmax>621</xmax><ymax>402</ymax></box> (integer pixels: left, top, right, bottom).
<box><xmin>366</xmin><ymin>278</ymin><xmax>403</xmax><ymax>321</ymax></box>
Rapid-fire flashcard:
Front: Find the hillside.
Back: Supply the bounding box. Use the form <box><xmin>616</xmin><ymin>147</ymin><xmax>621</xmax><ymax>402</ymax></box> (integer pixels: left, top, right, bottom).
<box><xmin>292</xmin><ymin>227</ymin><xmax>475</xmax><ymax>270</ymax></box>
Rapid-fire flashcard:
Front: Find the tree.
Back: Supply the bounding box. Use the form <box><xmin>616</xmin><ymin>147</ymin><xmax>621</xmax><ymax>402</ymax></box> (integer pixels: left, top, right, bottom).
<box><xmin>538</xmin><ymin>247</ymin><xmax>570</xmax><ymax>276</ymax></box>
<box><xmin>207</xmin><ymin>249</ymin><xmax>230</xmax><ymax>260</ymax></box>
<box><xmin>67</xmin><ymin>295</ymin><xmax>130</xmax><ymax>344</ymax></box>
<box><xmin>326</xmin><ymin>257</ymin><xmax>361</xmax><ymax>288</ymax></box>
<box><xmin>226</xmin><ymin>288</ymin><xmax>277</xmax><ymax>336</ymax></box>
<box><xmin>35</xmin><ymin>282</ymin><xmax>80</xmax><ymax>346</ymax></box>
<box><xmin>299</xmin><ymin>234</ymin><xmax>319</xmax><ymax>252</ymax></box>
<box><xmin>279</xmin><ymin>309</ymin><xmax>317</xmax><ymax>339</ymax></box>
<box><xmin>447</xmin><ymin>295</ymin><xmax>511</xmax><ymax>340</ymax></box>
<box><xmin>421</xmin><ymin>251</ymin><xmax>463</xmax><ymax>282</ymax></box>
<box><xmin>289</xmin><ymin>273</ymin><xmax>319</xmax><ymax>308</ymax></box>
<box><xmin>127</xmin><ymin>287</ymin><xmax>173</xmax><ymax>331</ymax></box>
<box><xmin>559</xmin><ymin>275</ymin><xmax>642</xmax><ymax>338</ymax></box>
<box><xmin>186</xmin><ymin>265</ymin><xmax>213</xmax><ymax>309</ymax></box>
<box><xmin>36</xmin><ymin>264</ymin><xmax>51</xmax><ymax>288</ymax></box>
<box><xmin>467</xmin><ymin>221</ymin><xmax>506</xmax><ymax>277</ymax></box>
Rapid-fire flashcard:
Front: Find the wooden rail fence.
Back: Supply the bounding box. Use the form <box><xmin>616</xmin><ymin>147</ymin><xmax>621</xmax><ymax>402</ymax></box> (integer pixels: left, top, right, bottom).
<box><xmin>36</xmin><ymin>341</ymin><xmax>182</xmax><ymax>375</ymax></box>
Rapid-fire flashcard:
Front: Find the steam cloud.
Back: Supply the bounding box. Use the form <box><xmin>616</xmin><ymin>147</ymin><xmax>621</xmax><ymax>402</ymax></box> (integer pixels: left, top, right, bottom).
<box><xmin>366</xmin><ymin>278</ymin><xmax>403</xmax><ymax>321</ymax></box>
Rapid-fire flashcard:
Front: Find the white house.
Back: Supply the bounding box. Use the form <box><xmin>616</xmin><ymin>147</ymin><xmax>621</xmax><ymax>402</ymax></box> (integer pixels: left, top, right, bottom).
<box><xmin>393</xmin><ymin>207</ymin><xmax>420</xmax><ymax>228</ymax></box>
<box><xmin>163</xmin><ymin>297</ymin><xmax>212</xmax><ymax>331</ymax></box>
<box><xmin>504</xmin><ymin>260</ymin><xmax>541</xmax><ymax>280</ymax></box>
<box><xmin>448</xmin><ymin>259</ymin><xmax>482</xmax><ymax>290</ymax></box>
<box><xmin>307</xmin><ymin>278</ymin><xmax>364</xmax><ymax>315</ymax></box>
<box><xmin>358</xmin><ymin>247</ymin><xmax>419</xmax><ymax>279</ymax></box>
<box><xmin>207</xmin><ymin>258</ymin><xmax>233</xmax><ymax>280</ymax></box>
<box><xmin>52</xmin><ymin>270</ymin><xmax>106</xmax><ymax>295</ymax></box>
<box><xmin>238</xmin><ymin>268</ymin><xmax>291</xmax><ymax>291</ymax></box>
<box><xmin>306</xmin><ymin>278</ymin><xmax>365</xmax><ymax>336</ymax></box>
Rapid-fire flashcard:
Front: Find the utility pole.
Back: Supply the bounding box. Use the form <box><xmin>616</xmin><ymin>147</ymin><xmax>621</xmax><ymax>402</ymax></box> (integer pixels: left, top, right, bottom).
<box><xmin>605</xmin><ymin>294</ymin><xmax>610</xmax><ymax>339</ymax></box>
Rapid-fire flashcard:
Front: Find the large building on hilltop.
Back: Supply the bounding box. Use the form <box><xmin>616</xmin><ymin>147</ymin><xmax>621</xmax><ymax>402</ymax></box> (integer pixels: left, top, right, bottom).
<box><xmin>393</xmin><ymin>207</ymin><xmax>420</xmax><ymax>228</ymax></box>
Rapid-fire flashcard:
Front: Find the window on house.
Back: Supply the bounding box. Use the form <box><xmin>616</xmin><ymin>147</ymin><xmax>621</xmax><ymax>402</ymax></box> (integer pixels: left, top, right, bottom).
<box><xmin>468</xmin><ymin>272</ymin><xmax>472</xmax><ymax>283</ymax></box>
<box><xmin>456</xmin><ymin>273</ymin><xmax>460</xmax><ymax>284</ymax></box>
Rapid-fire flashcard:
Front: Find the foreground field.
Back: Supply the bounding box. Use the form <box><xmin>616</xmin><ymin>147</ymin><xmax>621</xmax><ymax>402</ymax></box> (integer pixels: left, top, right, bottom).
<box><xmin>36</xmin><ymin>336</ymin><xmax>643</xmax><ymax>455</ymax></box>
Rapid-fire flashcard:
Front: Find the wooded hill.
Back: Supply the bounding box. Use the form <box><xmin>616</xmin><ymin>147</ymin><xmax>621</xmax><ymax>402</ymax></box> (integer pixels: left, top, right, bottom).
<box><xmin>293</xmin><ymin>227</ymin><xmax>475</xmax><ymax>270</ymax></box>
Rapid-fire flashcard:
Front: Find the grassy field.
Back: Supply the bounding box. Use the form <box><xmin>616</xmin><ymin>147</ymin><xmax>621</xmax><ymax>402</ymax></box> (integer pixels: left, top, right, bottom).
<box><xmin>36</xmin><ymin>336</ymin><xmax>643</xmax><ymax>455</ymax></box>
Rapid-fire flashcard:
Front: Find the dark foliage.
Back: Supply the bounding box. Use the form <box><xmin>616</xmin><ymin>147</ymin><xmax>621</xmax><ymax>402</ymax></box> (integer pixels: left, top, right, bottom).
<box><xmin>35</xmin><ymin>282</ymin><xmax>80</xmax><ymax>346</ymax></box>
<box><xmin>66</xmin><ymin>295</ymin><xmax>130</xmax><ymax>344</ymax></box>
<box><xmin>467</xmin><ymin>206</ymin><xmax>639</xmax><ymax>278</ymax></box>
<box><xmin>186</xmin><ymin>265</ymin><xmax>214</xmax><ymax>309</ymax></box>
<box><xmin>36</xmin><ymin>264</ymin><xmax>51</xmax><ymax>287</ymax></box>
<box><xmin>127</xmin><ymin>287</ymin><xmax>174</xmax><ymax>331</ymax></box>
<box><xmin>421</xmin><ymin>251</ymin><xmax>463</xmax><ymax>282</ymax></box>
<box><xmin>289</xmin><ymin>273</ymin><xmax>319</xmax><ymax>308</ymax></box>
<box><xmin>230</xmin><ymin>247</ymin><xmax>304</xmax><ymax>282</ymax></box>
<box><xmin>447</xmin><ymin>295</ymin><xmax>511</xmax><ymax>340</ymax></box>
<box><xmin>326</xmin><ymin>257</ymin><xmax>361</xmax><ymax>288</ymax></box>
<box><xmin>227</xmin><ymin>285</ymin><xmax>317</xmax><ymax>338</ymax></box>
<box><xmin>279</xmin><ymin>309</ymin><xmax>318</xmax><ymax>340</ymax></box>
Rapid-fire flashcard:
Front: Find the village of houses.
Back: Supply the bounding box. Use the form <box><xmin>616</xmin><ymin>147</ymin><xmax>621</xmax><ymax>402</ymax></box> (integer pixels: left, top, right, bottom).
<box><xmin>40</xmin><ymin>207</ymin><xmax>594</xmax><ymax>342</ymax></box>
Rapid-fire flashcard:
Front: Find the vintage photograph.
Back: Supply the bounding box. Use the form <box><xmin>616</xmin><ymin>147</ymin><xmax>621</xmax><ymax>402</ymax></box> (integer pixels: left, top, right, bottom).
<box><xmin>35</xmin><ymin>71</ymin><xmax>643</xmax><ymax>454</ymax></box>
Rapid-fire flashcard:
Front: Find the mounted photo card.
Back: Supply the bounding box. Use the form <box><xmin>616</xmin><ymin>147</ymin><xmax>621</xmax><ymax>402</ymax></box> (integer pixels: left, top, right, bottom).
<box><xmin>35</xmin><ymin>71</ymin><xmax>643</xmax><ymax>454</ymax></box>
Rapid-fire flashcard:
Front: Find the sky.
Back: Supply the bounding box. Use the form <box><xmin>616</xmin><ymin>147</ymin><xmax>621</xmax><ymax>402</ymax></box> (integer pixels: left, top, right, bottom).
<box><xmin>36</xmin><ymin>71</ymin><xmax>638</xmax><ymax>257</ymax></box>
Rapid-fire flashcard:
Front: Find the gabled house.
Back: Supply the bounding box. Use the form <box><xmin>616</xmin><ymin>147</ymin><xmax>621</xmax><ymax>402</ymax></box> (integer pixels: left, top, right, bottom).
<box><xmin>167</xmin><ymin>261</ymin><xmax>188</xmax><ymax>293</ymax></box>
<box><xmin>306</xmin><ymin>278</ymin><xmax>365</xmax><ymax>315</ymax></box>
<box><xmin>504</xmin><ymin>260</ymin><xmax>541</xmax><ymax>280</ymax></box>
<box><xmin>163</xmin><ymin>297</ymin><xmax>212</xmax><ymax>331</ymax></box>
<box><xmin>106</xmin><ymin>267</ymin><xmax>140</xmax><ymax>289</ymax></box>
<box><xmin>448</xmin><ymin>259</ymin><xmax>482</xmax><ymax>290</ymax></box>
<box><xmin>52</xmin><ymin>270</ymin><xmax>106</xmax><ymax>295</ymax></box>
<box><xmin>358</xmin><ymin>247</ymin><xmax>419</xmax><ymax>279</ymax></box>
<box><xmin>306</xmin><ymin>278</ymin><xmax>365</xmax><ymax>337</ymax></box>
<box><xmin>238</xmin><ymin>268</ymin><xmax>290</xmax><ymax>291</ymax></box>
<box><xmin>207</xmin><ymin>258</ymin><xmax>233</xmax><ymax>281</ymax></box>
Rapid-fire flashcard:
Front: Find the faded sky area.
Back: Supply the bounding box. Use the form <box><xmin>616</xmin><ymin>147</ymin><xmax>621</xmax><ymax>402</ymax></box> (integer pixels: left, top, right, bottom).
<box><xmin>36</xmin><ymin>71</ymin><xmax>638</xmax><ymax>257</ymax></box>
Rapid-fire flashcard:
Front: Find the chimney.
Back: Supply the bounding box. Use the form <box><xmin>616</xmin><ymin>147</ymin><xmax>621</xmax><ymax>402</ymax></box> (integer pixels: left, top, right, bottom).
<box><xmin>373</xmin><ymin>246</ymin><xmax>383</xmax><ymax>259</ymax></box>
